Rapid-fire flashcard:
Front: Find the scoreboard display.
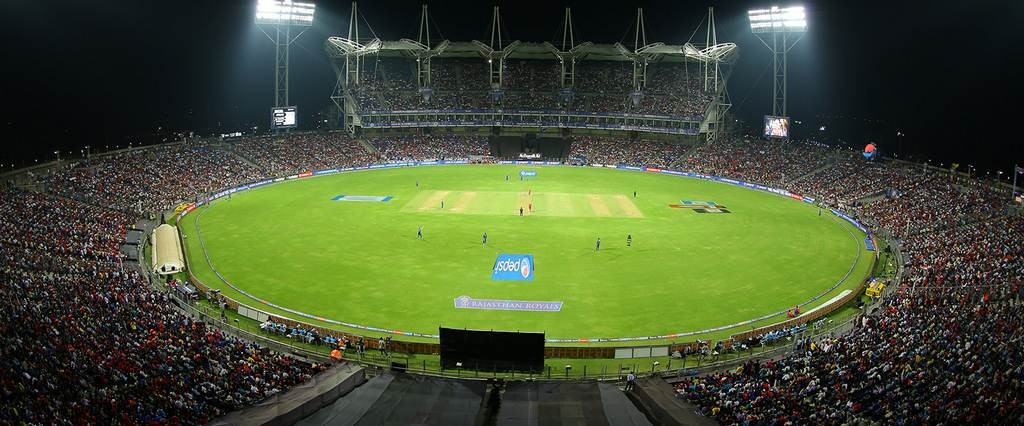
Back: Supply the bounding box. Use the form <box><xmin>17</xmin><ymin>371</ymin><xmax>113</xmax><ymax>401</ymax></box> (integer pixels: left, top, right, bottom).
<box><xmin>763</xmin><ymin>116</ymin><xmax>790</xmax><ymax>139</ymax></box>
<box><xmin>271</xmin><ymin>106</ymin><xmax>297</xmax><ymax>129</ymax></box>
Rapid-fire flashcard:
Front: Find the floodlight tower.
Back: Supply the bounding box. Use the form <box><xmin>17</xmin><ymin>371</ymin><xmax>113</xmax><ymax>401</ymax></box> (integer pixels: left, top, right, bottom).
<box><xmin>256</xmin><ymin>0</ymin><xmax>316</xmax><ymax>108</ymax></box>
<box><xmin>747</xmin><ymin>6</ymin><xmax>806</xmax><ymax>117</ymax></box>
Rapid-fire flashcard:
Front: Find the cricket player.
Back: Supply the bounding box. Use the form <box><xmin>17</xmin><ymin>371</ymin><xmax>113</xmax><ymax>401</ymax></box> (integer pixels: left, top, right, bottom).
<box><xmin>596</xmin><ymin>237</ymin><xmax>601</xmax><ymax>251</ymax></box>
<box><xmin>417</xmin><ymin>226</ymin><xmax>423</xmax><ymax>239</ymax></box>
<box><xmin>627</xmin><ymin>234</ymin><xmax>632</xmax><ymax>247</ymax></box>
<box><xmin>482</xmin><ymin>232</ymin><xmax>488</xmax><ymax>245</ymax></box>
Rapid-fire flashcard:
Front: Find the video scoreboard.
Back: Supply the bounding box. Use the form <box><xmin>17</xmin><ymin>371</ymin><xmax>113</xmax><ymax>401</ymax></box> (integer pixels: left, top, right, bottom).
<box><xmin>271</xmin><ymin>106</ymin><xmax>297</xmax><ymax>129</ymax></box>
<box><xmin>763</xmin><ymin>116</ymin><xmax>790</xmax><ymax>139</ymax></box>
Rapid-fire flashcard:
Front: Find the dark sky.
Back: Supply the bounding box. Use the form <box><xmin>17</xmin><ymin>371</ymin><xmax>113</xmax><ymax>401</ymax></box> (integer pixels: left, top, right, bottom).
<box><xmin>1</xmin><ymin>0</ymin><xmax>1021</xmax><ymax>176</ymax></box>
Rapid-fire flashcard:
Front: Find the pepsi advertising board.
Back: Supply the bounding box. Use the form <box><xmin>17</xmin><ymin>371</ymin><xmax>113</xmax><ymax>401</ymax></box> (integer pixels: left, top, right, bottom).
<box><xmin>763</xmin><ymin>116</ymin><xmax>790</xmax><ymax>139</ymax></box>
<box><xmin>519</xmin><ymin>170</ymin><xmax>538</xmax><ymax>177</ymax></box>
<box><xmin>492</xmin><ymin>254</ymin><xmax>534</xmax><ymax>281</ymax></box>
<box><xmin>271</xmin><ymin>106</ymin><xmax>298</xmax><ymax>129</ymax></box>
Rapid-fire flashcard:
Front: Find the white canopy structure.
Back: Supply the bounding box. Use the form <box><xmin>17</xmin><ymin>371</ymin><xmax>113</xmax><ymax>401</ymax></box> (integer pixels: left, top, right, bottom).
<box><xmin>151</xmin><ymin>224</ymin><xmax>185</xmax><ymax>276</ymax></box>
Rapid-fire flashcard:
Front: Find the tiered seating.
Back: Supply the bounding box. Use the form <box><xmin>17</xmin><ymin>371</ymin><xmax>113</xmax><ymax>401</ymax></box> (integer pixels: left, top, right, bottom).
<box><xmin>232</xmin><ymin>133</ymin><xmax>374</xmax><ymax>175</ymax></box>
<box><xmin>681</xmin><ymin>138</ymin><xmax>833</xmax><ymax>188</ymax></box>
<box><xmin>15</xmin><ymin>131</ymin><xmax>1022</xmax><ymax>425</ymax></box>
<box><xmin>677</xmin><ymin>217</ymin><xmax>1024</xmax><ymax>425</ymax></box>
<box><xmin>42</xmin><ymin>141</ymin><xmax>263</xmax><ymax>215</ymax></box>
<box><xmin>369</xmin><ymin>135</ymin><xmax>490</xmax><ymax>162</ymax></box>
<box><xmin>348</xmin><ymin>58</ymin><xmax>713</xmax><ymax>117</ymax></box>
<box><xmin>0</xmin><ymin>189</ymin><xmax>326</xmax><ymax>423</ymax></box>
<box><xmin>569</xmin><ymin>137</ymin><xmax>688</xmax><ymax>169</ymax></box>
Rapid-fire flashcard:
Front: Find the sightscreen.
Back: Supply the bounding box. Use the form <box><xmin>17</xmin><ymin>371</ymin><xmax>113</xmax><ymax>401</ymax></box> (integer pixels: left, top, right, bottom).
<box><xmin>440</xmin><ymin>327</ymin><xmax>544</xmax><ymax>372</ymax></box>
<box><xmin>763</xmin><ymin>115</ymin><xmax>790</xmax><ymax>139</ymax></box>
<box><xmin>271</xmin><ymin>106</ymin><xmax>298</xmax><ymax>129</ymax></box>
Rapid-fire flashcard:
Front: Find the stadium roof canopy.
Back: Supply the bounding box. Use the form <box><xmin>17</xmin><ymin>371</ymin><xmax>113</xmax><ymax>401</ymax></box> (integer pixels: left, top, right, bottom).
<box><xmin>324</xmin><ymin>38</ymin><xmax>737</xmax><ymax>64</ymax></box>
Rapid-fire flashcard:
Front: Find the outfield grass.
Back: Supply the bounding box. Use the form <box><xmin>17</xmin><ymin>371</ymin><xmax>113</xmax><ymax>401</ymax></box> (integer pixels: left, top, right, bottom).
<box><xmin>178</xmin><ymin>165</ymin><xmax>873</xmax><ymax>345</ymax></box>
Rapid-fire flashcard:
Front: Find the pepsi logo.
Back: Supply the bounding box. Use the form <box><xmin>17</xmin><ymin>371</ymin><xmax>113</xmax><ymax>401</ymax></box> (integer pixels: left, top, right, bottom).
<box><xmin>491</xmin><ymin>254</ymin><xmax>535</xmax><ymax>281</ymax></box>
<box><xmin>520</xmin><ymin>257</ymin><xmax>531</xmax><ymax>278</ymax></box>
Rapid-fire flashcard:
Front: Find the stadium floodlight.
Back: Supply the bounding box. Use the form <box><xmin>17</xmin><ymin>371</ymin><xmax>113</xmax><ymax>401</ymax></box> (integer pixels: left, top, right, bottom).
<box><xmin>748</xmin><ymin>5</ymin><xmax>807</xmax><ymax>118</ymax></box>
<box><xmin>256</xmin><ymin>0</ymin><xmax>315</xmax><ymax>119</ymax></box>
<box><xmin>256</xmin><ymin>0</ymin><xmax>315</xmax><ymax>27</ymax></box>
<box><xmin>747</xmin><ymin>6</ymin><xmax>806</xmax><ymax>33</ymax></box>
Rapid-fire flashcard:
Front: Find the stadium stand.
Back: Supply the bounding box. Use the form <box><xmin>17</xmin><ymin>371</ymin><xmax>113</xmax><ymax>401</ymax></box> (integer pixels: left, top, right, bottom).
<box><xmin>41</xmin><ymin>141</ymin><xmax>264</xmax><ymax>215</ymax></box>
<box><xmin>369</xmin><ymin>135</ymin><xmax>490</xmax><ymax>162</ymax></box>
<box><xmin>5</xmin><ymin>131</ymin><xmax>1022</xmax><ymax>424</ymax></box>
<box><xmin>675</xmin><ymin>218</ymin><xmax>1024</xmax><ymax>425</ymax></box>
<box><xmin>679</xmin><ymin>137</ymin><xmax>834</xmax><ymax>188</ymax></box>
<box><xmin>0</xmin><ymin>188</ymin><xmax>327</xmax><ymax>423</ymax></box>
<box><xmin>350</xmin><ymin>59</ymin><xmax>712</xmax><ymax>118</ymax></box>
<box><xmin>568</xmin><ymin>136</ymin><xmax>688</xmax><ymax>169</ymax></box>
<box><xmin>231</xmin><ymin>133</ymin><xmax>376</xmax><ymax>176</ymax></box>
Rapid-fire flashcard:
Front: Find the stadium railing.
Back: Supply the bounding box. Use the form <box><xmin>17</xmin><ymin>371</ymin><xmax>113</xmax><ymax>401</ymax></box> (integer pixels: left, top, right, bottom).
<box><xmin>163</xmin><ymin>276</ymin><xmax>892</xmax><ymax>383</ymax></box>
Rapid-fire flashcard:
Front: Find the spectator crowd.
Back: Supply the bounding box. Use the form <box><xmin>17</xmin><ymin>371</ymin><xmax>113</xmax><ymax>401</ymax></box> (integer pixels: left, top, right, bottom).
<box><xmin>0</xmin><ymin>189</ymin><xmax>326</xmax><ymax>423</ymax></box>
<box><xmin>7</xmin><ymin>130</ymin><xmax>1022</xmax><ymax>423</ymax></box>
<box><xmin>348</xmin><ymin>58</ymin><xmax>714</xmax><ymax>118</ymax></box>
<box><xmin>667</xmin><ymin>145</ymin><xmax>1023</xmax><ymax>424</ymax></box>
<box><xmin>676</xmin><ymin>216</ymin><xmax>1024</xmax><ymax>424</ymax></box>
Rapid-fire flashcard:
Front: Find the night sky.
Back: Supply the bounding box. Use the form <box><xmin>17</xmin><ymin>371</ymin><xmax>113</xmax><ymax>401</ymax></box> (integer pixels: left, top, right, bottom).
<box><xmin>1</xmin><ymin>0</ymin><xmax>1021</xmax><ymax>176</ymax></box>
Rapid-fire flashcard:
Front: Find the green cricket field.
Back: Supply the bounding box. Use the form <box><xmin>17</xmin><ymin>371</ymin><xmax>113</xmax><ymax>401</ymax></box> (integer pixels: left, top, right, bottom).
<box><xmin>177</xmin><ymin>165</ymin><xmax>872</xmax><ymax>345</ymax></box>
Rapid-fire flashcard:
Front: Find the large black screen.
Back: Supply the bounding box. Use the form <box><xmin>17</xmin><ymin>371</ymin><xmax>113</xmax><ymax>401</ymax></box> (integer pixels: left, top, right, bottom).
<box><xmin>439</xmin><ymin>327</ymin><xmax>545</xmax><ymax>372</ymax></box>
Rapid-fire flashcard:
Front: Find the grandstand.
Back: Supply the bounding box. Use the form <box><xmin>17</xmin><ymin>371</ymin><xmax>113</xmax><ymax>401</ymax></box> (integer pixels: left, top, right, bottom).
<box><xmin>2</xmin><ymin>2</ymin><xmax>1023</xmax><ymax>426</ymax></box>
<box><xmin>324</xmin><ymin>5</ymin><xmax>736</xmax><ymax>140</ymax></box>
<box><xmin>3</xmin><ymin>129</ymin><xmax>1021</xmax><ymax>423</ymax></box>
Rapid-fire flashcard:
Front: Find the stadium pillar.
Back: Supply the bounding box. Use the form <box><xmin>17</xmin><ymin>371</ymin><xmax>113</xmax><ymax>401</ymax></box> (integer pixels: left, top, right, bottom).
<box><xmin>489</xmin><ymin>6</ymin><xmax>503</xmax><ymax>87</ymax></box>
<box><xmin>702</xmin><ymin>6</ymin><xmax>733</xmax><ymax>142</ymax></box>
<box><xmin>274</xmin><ymin>24</ymin><xmax>291</xmax><ymax>107</ymax></box>
<box><xmin>416</xmin><ymin>4</ymin><xmax>434</xmax><ymax>89</ymax></box>
<box><xmin>772</xmin><ymin>30</ymin><xmax>786</xmax><ymax>116</ymax></box>
<box><xmin>703</xmin><ymin>7</ymin><xmax>718</xmax><ymax>94</ymax></box>
<box><xmin>1014</xmin><ymin>165</ymin><xmax>1020</xmax><ymax>200</ymax></box>
<box><xmin>558</xmin><ymin>8</ymin><xmax>577</xmax><ymax>88</ymax></box>
<box><xmin>257</xmin><ymin>1</ymin><xmax>315</xmax><ymax>130</ymax></box>
<box><xmin>631</xmin><ymin>8</ymin><xmax>648</xmax><ymax>93</ymax></box>
<box><xmin>748</xmin><ymin>6</ymin><xmax>807</xmax><ymax>118</ymax></box>
<box><xmin>345</xmin><ymin>2</ymin><xmax>361</xmax><ymax>86</ymax></box>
